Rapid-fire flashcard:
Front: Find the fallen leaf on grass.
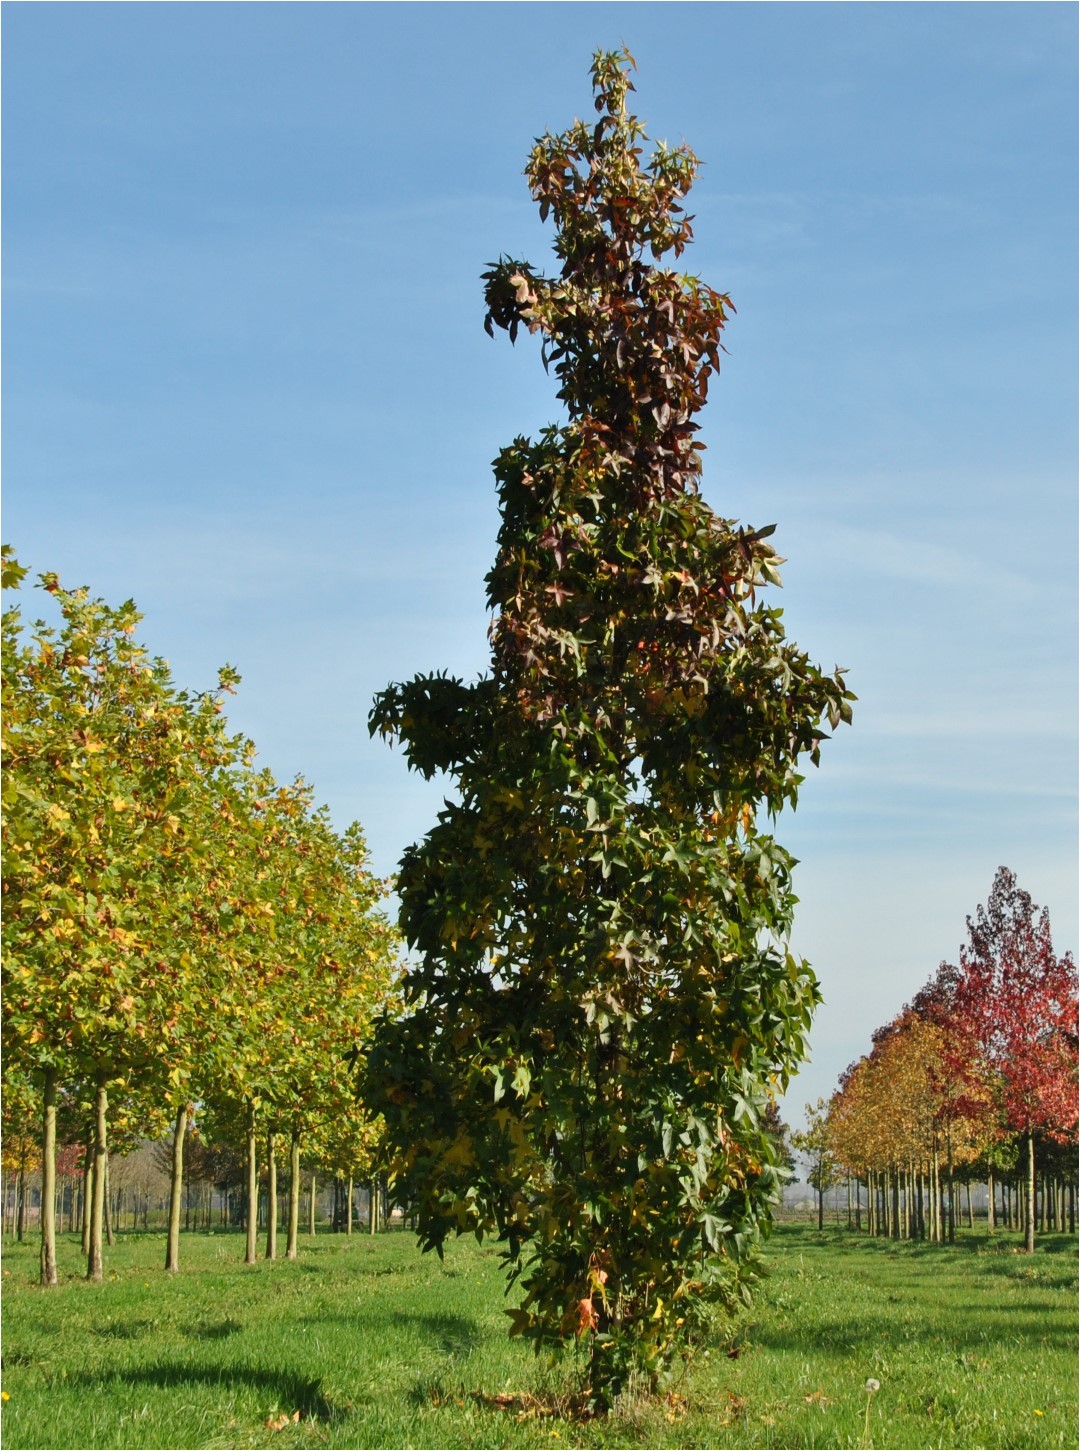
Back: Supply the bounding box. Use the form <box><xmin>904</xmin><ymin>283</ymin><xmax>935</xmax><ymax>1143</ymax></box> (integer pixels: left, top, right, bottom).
<box><xmin>664</xmin><ymin>1391</ymin><xmax>688</xmax><ymax>1421</ymax></box>
<box><xmin>473</xmin><ymin>1389</ymin><xmax>599</xmax><ymax>1422</ymax></box>
<box><xmin>716</xmin><ymin>1391</ymin><xmax>748</xmax><ymax>1426</ymax></box>
<box><xmin>804</xmin><ymin>1389</ymin><xmax>831</xmax><ymax>1407</ymax></box>
<box><xmin>264</xmin><ymin>1410</ymin><xmax>301</xmax><ymax>1431</ymax></box>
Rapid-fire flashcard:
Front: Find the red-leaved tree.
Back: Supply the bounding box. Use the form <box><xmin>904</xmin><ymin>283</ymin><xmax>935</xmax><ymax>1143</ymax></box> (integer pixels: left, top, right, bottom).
<box><xmin>954</xmin><ymin>867</ymin><xmax>1078</xmax><ymax>1251</ymax></box>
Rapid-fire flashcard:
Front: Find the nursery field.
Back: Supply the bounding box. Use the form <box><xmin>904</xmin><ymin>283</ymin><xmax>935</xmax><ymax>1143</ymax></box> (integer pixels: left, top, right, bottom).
<box><xmin>0</xmin><ymin>1223</ymin><xmax>1075</xmax><ymax>1451</ymax></box>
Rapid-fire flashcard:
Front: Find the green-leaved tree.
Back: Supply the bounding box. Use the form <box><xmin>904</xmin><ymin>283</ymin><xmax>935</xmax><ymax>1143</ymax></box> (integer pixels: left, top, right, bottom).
<box><xmin>366</xmin><ymin>50</ymin><xmax>852</xmax><ymax>1405</ymax></box>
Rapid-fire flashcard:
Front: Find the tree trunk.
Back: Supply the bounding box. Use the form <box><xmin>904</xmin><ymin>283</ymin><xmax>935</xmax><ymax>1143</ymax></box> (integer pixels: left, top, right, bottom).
<box><xmin>946</xmin><ymin>1127</ymin><xmax>955</xmax><ymax>1244</ymax></box>
<box><xmin>81</xmin><ymin>1139</ymin><xmax>93</xmax><ymax>1254</ymax></box>
<box><xmin>346</xmin><ymin>1176</ymin><xmax>354</xmax><ymax>1237</ymax></box>
<box><xmin>286</xmin><ymin>1135</ymin><xmax>301</xmax><ymax>1260</ymax></box>
<box><xmin>245</xmin><ymin>1105</ymin><xmax>258</xmax><ymax>1265</ymax></box>
<box><xmin>987</xmin><ymin>1167</ymin><xmax>995</xmax><ymax>1235</ymax></box>
<box><xmin>1025</xmin><ymin>1131</ymin><xmax>1036</xmax><ymax>1253</ymax></box>
<box><xmin>891</xmin><ymin>1166</ymin><xmax>900</xmax><ymax>1239</ymax></box>
<box><xmin>86</xmin><ymin>1080</ymin><xmax>108</xmax><ymax>1281</ymax></box>
<box><xmin>165</xmin><ymin>1103</ymin><xmax>187</xmax><ymax>1272</ymax></box>
<box><xmin>265</xmin><ymin>1132</ymin><xmax>277</xmax><ymax>1261</ymax></box>
<box><xmin>104</xmin><ymin>1152</ymin><xmax>115</xmax><ymax>1247</ymax></box>
<box><xmin>965</xmin><ymin>1180</ymin><xmax>973</xmax><ymax>1230</ymax></box>
<box><xmin>309</xmin><ymin>1172</ymin><xmax>317</xmax><ymax>1236</ymax></box>
<box><xmin>369</xmin><ymin>1179</ymin><xmax>379</xmax><ymax>1235</ymax></box>
<box><xmin>39</xmin><ymin>1069</ymin><xmax>58</xmax><ymax>1287</ymax></box>
<box><xmin>905</xmin><ymin>1166</ymin><xmax>913</xmax><ymax>1239</ymax></box>
<box><xmin>16</xmin><ymin>1160</ymin><xmax>26</xmax><ymax>1242</ymax></box>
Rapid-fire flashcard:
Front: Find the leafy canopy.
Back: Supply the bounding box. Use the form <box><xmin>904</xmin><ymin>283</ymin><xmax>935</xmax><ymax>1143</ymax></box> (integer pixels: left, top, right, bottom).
<box><xmin>366</xmin><ymin>49</ymin><xmax>851</xmax><ymax>1405</ymax></box>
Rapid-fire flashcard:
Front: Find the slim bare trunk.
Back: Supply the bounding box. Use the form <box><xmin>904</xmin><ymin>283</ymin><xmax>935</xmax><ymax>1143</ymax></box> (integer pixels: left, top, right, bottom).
<box><xmin>987</xmin><ymin>1167</ymin><xmax>995</xmax><ymax>1235</ymax></box>
<box><xmin>81</xmin><ymin>1140</ymin><xmax>92</xmax><ymax>1253</ymax></box>
<box><xmin>166</xmin><ymin>1104</ymin><xmax>187</xmax><ymax>1272</ymax></box>
<box><xmin>308</xmin><ymin>1173</ymin><xmax>317</xmax><ymax>1236</ymax></box>
<box><xmin>286</xmin><ymin>1136</ymin><xmax>300</xmax><ymax>1260</ymax></box>
<box><xmin>104</xmin><ymin>1152</ymin><xmax>115</xmax><ymax>1247</ymax></box>
<box><xmin>1025</xmin><ymin>1130</ymin><xmax>1036</xmax><ymax>1254</ymax></box>
<box><xmin>16</xmin><ymin>1161</ymin><xmax>26</xmax><ymax>1242</ymax></box>
<box><xmin>346</xmin><ymin>1176</ymin><xmax>354</xmax><ymax>1237</ymax></box>
<box><xmin>87</xmin><ymin>1080</ymin><xmax>108</xmax><ymax>1281</ymax></box>
<box><xmin>40</xmin><ymin>1069</ymin><xmax>57</xmax><ymax>1287</ymax></box>
<box><xmin>244</xmin><ymin>1104</ymin><xmax>258</xmax><ymax>1265</ymax></box>
<box><xmin>265</xmin><ymin>1132</ymin><xmax>277</xmax><ymax>1261</ymax></box>
<box><xmin>890</xmin><ymin>1166</ymin><xmax>900</xmax><ymax>1239</ymax></box>
<box><xmin>369</xmin><ymin>1179</ymin><xmax>378</xmax><ymax>1235</ymax></box>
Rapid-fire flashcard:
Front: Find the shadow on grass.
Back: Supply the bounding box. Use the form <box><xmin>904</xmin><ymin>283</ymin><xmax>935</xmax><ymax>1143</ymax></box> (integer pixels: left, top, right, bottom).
<box><xmin>92</xmin><ymin>1318</ymin><xmax>159</xmax><ymax>1341</ymax></box>
<box><xmin>751</xmin><ymin>1308</ymin><xmax>1078</xmax><ymax>1357</ymax></box>
<box><xmin>290</xmin><ymin>1308</ymin><xmax>482</xmax><ymax>1358</ymax></box>
<box><xmin>68</xmin><ymin>1361</ymin><xmax>345</xmax><ymax>1422</ymax></box>
<box><xmin>777</xmin><ymin>1225</ymin><xmax>1076</xmax><ymax>1258</ymax></box>
<box><xmin>183</xmin><ymin>1317</ymin><xmax>244</xmax><ymax>1341</ymax></box>
<box><xmin>388</xmin><ymin>1309</ymin><xmax>482</xmax><ymax>1356</ymax></box>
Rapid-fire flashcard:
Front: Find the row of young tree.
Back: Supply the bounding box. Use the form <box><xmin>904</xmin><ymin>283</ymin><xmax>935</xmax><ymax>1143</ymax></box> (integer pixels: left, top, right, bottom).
<box><xmin>0</xmin><ymin>1120</ymin><xmax>396</xmax><ymax>1248</ymax></box>
<box><xmin>1</xmin><ymin>548</ymin><xmax>402</xmax><ymax>1287</ymax></box>
<box><xmin>800</xmin><ymin>869</ymin><xmax>1077</xmax><ymax>1251</ymax></box>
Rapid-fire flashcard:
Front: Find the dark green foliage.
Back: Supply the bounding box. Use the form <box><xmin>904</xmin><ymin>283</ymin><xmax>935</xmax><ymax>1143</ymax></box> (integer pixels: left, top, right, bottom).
<box><xmin>366</xmin><ymin>50</ymin><xmax>852</xmax><ymax>1404</ymax></box>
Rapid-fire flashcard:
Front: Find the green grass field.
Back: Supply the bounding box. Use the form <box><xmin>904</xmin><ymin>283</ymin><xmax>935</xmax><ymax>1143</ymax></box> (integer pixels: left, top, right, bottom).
<box><xmin>1</xmin><ymin>1223</ymin><xmax>1075</xmax><ymax>1450</ymax></box>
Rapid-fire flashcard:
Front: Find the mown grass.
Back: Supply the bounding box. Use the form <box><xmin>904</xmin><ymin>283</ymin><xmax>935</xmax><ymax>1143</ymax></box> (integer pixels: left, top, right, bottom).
<box><xmin>1</xmin><ymin>1222</ymin><xmax>1075</xmax><ymax>1449</ymax></box>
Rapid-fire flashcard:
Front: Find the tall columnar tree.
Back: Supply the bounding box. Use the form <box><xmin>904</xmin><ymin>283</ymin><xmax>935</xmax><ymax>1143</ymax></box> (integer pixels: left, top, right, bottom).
<box><xmin>366</xmin><ymin>51</ymin><xmax>851</xmax><ymax>1403</ymax></box>
<box><xmin>954</xmin><ymin>868</ymin><xmax>1078</xmax><ymax>1253</ymax></box>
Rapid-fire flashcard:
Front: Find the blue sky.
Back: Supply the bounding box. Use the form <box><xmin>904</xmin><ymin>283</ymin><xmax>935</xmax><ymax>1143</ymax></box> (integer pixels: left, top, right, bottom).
<box><xmin>4</xmin><ymin>2</ymin><xmax>1076</xmax><ymax>1129</ymax></box>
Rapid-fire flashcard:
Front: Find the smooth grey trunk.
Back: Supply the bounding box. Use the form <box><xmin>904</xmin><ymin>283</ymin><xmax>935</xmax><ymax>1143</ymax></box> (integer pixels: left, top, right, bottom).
<box><xmin>1025</xmin><ymin>1130</ymin><xmax>1036</xmax><ymax>1254</ymax></box>
<box><xmin>308</xmin><ymin>1172</ymin><xmax>317</xmax><ymax>1236</ymax></box>
<box><xmin>86</xmin><ymin>1080</ymin><xmax>108</xmax><ymax>1281</ymax></box>
<box><xmin>286</xmin><ymin>1135</ymin><xmax>301</xmax><ymax>1260</ymax></box>
<box><xmin>166</xmin><ymin>1104</ymin><xmax>187</xmax><ymax>1272</ymax></box>
<box><xmin>81</xmin><ymin>1139</ymin><xmax>93</xmax><ymax>1253</ymax></box>
<box><xmin>987</xmin><ymin>1167</ymin><xmax>995</xmax><ymax>1235</ymax></box>
<box><xmin>346</xmin><ymin>1176</ymin><xmax>354</xmax><ymax>1237</ymax></box>
<box><xmin>265</xmin><ymin>1132</ymin><xmax>277</xmax><ymax>1261</ymax></box>
<box><xmin>40</xmin><ymin>1068</ymin><xmax>57</xmax><ymax>1287</ymax></box>
<box><xmin>245</xmin><ymin>1104</ymin><xmax>258</xmax><ymax>1265</ymax></box>
<box><xmin>16</xmin><ymin>1161</ymin><xmax>26</xmax><ymax>1241</ymax></box>
<box><xmin>369</xmin><ymin>1179</ymin><xmax>379</xmax><ymax>1235</ymax></box>
<box><xmin>104</xmin><ymin>1151</ymin><xmax>115</xmax><ymax>1246</ymax></box>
